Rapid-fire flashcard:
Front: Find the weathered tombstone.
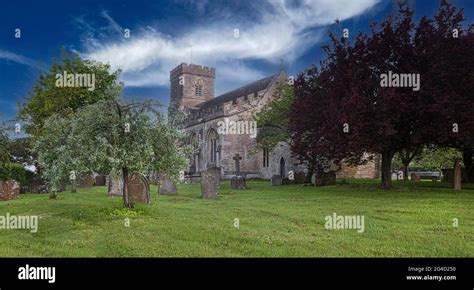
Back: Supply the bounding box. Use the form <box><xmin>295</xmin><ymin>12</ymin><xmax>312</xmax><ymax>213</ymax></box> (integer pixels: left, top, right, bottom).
<box><xmin>95</xmin><ymin>175</ymin><xmax>107</xmax><ymax>186</ymax></box>
<box><xmin>78</xmin><ymin>175</ymin><xmax>94</xmax><ymax>188</ymax></box>
<box><xmin>201</xmin><ymin>169</ymin><xmax>218</xmax><ymax>199</ymax></box>
<box><xmin>411</xmin><ymin>173</ymin><xmax>421</xmax><ymax>182</ymax></box>
<box><xmin>271</xmin><ymin>175</ymin><xmax>282</xmax><ymax>186</ymax></box>
<box><xmin>0</xmin><ymin>179</ymin><xmax>20</xmax><ymax>201</ymax></box>
<box><xmin>108</xmin><ymin>171</ymin><xmax>123</xmax><ymax>197</ymax></box>
<box><xmin>127</xmin><ymin>172</ymin><xmax>150</xmax><ymax>204</ymax></box>
<box><xmin>231</xmin><ymin>154</ymin><xmax>246</xmax><ymax>189</ymax></box>
<box><xmin>454</xmin><ymin>160</ymin><xmax>462</xmax><ymax>190</ymax></box>
<box><xmin>313</xmin><ymin>171</ymin><xmax>336</xmax><ymax>186</ymax></box>
<box><xmin>159</xmin><ymin>174</ymin><xmax>177</xmax><ymax>195</ymax></box>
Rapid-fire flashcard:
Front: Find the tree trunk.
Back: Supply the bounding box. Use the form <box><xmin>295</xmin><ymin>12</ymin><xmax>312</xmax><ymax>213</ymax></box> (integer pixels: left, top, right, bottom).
<box><xmin>463</xmin><ymin>149</ymin><xmax>473</xmax><ymax>183</ymax></box>
<box><xmin>122</xmin><ymin>167</ymin><xmax>132</xmax><ymax>208</ymax></box>
<box><xmin>402</xmin><ymin>163</ymin><xmax>409</xmax><ymax>181</ymax></box>
<box><xmin>454</xmin><ymin>159</ymin><xmax>462</xmax><ymax>190</ymax></box>
<box><xmin>381</xmin><ymin>150</ymin><xmax>395</xmax><ymax>189</ymax></box>
<box><xmin>49</xmin><ymin>190</ymin><xmax>57</xmax><ymax>199</ymax></box>
<box><xmin>71</xmin><ymin>179</ymin><xmax>77</xmax><ymax>193</ymax></box>
<box><xmin>305</xmin><ymin>163</ymin><xmax>315</xmax><ymax>184</ymax></box>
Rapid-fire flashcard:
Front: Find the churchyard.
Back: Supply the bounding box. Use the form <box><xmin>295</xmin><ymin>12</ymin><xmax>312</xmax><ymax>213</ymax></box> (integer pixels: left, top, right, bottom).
<box><xmin>0</xmin><ymin>179</ymin><xmax>472</xmax><ymax>257</ymax></box>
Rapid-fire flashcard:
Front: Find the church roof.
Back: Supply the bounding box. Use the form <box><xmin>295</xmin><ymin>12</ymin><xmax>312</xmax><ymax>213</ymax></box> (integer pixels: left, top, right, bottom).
<box><xmin>195</xmin><ymin>73</ymin><xmax>280</xmax><ymax>109</ymax></box>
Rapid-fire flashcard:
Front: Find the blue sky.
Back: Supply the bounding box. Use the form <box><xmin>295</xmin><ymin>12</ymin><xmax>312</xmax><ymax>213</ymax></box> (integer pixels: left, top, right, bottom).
<box><xmin>1</xmin><ymin>0</ymin><xmax>473</xmax><ymax>125</ymax></box>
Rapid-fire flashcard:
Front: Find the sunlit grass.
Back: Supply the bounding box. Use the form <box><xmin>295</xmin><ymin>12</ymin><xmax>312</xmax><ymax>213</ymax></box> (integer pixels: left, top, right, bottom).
<box><xmin>0</xmin><ymin>179</ymin><xmax>472</xmax><ymax>257</ymax></box>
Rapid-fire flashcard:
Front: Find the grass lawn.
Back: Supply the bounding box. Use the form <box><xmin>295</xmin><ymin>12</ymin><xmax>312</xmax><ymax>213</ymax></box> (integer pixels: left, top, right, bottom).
<box><xmin>0</xmin><ymin>179</ymin><xmax>472</xmax><ymax>257</ymax></box>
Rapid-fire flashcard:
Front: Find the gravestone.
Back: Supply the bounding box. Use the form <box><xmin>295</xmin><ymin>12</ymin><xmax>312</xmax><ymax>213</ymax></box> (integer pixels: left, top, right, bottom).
<box><xmin>29</xmin><ymin>177</ymin><xmax>49</xmax><ymax>194</ymax></box>
<box><xmin>79</xmin><ymin>175</ymin><xmax>95</xmax><ymax>188</ymax></box>
<box><xmin>159</xmin><ymin>174</ymin><xmax>177</xmax><ymax>195</ymax></box>
<box><xmin>313</xmin><ymin>171</ymin><xmax>336</xmax><ymax>186</ymax></box>
<box><xmin>127</xmin><ymin>172</ymin><xmax>150</xmax><ymax>204</ymax></box>
<box><xmin>231</xmin><ymin>154</ymin><xmax>246</xmax><ymax>190</ymax></box>
<box><xmin>454</xmin><ymin>160</ymin><xmax>462</xmax><ymax>190</ymax></box>
<box><xmin>0</xmin><ymin>179</ymin><xmax>20</xmax><ymax>201</ymax></box>
<box><xmin>201</xmin><ymin>169</ymin><xmax>218</xmax><ymax>199</ymax></box>
<box><xmin>271</xmin><ymin>175</ymin><xmax>282</xmax><ymax>186</ymax></box>
<box><xmin>108</xmin><ymin>171</ymin><xmax>123</xmax><ymax>197</ymax></box>
<box><xmin>95</xmin><ymin>175</ymin><xmax>107</xmax><ymax>186</ymax></box>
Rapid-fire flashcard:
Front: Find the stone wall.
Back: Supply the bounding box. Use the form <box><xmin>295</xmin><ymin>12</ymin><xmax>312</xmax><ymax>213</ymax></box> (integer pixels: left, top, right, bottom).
<box><xmin>336</xmin><ymin>154</ymin><xmax>380</xmax><ymax>179</ymax></box>
<box><xmin>169</xmin><ymin>63</ymin><xmax>215</xmax><ymax>110</ymax></box>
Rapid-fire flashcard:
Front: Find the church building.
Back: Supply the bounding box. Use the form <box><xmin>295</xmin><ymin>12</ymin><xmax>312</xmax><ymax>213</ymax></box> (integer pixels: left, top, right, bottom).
<box><xmin>168</xmin><ymin>63</ymin><xmax>379</xmax><ymax>180</ymax></box>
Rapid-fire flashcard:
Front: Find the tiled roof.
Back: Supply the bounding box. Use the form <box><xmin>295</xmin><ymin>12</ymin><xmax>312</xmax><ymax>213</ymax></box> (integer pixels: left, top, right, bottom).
<box><xmin>195</xmin><ymin>73</ymin><xmax>279</xmax><ymax>109</ymax></box>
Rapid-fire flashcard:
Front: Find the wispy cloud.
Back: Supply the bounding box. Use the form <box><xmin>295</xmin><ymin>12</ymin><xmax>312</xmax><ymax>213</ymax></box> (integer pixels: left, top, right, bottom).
<box><xmin>79</xmin><ymin>0</ymin><xmax>380</xmax><ymax>90</ymax></box>
<box><xmin>0</xmin><ymin>49</ymin><xmax>46</xmax><ymax>70</ymax></box>
<box><xmin>100</xmin><ymin>10</ymin><xmax>124</xmax><ymax>36</ymax></box>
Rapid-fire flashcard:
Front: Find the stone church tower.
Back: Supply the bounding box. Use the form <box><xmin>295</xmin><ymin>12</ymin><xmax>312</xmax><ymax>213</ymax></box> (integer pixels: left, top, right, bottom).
<box><xmin>169</xmin><ymin>63</ymin><xmax>216</xmax><ymax>115</ymax></box>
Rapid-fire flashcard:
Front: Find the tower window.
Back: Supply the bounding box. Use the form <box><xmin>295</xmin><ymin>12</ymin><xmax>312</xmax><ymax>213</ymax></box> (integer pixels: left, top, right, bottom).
<box><xmin>195</xmin><ymin>84</ymin><xmax>203</xmax><ymax>96</ymax></box>
<box><xmin>194</xmin><ymin>77</ymin><xmax>203</xmax><ymax>97</ymax></box>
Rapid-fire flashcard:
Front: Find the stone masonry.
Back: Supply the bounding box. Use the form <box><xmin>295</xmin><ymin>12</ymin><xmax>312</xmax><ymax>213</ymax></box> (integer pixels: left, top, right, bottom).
<box><xmin>169</xmin><ymin>63</ymin><xmax>379</xmax><ymax>180</ymax></box>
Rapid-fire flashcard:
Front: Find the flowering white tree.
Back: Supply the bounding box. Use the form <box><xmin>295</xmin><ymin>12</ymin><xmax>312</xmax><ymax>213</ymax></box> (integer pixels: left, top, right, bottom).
<box><xmin>35</xmin><ymin>99</ymin><xmax>188</xmax><ymax>206</ymax></box>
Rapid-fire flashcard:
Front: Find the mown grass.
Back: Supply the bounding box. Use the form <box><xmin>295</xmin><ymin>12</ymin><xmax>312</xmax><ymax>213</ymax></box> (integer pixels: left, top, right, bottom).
<box><xmin>0</xmin><ymin>179</ymin><xmax>472</xmax><ymax>257</ymax></box>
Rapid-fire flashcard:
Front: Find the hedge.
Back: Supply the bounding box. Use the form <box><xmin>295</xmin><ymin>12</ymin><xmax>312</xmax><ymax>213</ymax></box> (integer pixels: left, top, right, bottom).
<box><xmin>0</xmin><ymin>163</ymin><xmax>36</xmax><ymax>186</ymax></box>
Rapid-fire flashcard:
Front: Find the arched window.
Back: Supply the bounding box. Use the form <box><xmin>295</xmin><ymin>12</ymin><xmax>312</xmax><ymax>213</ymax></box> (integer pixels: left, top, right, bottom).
<box><xmin>279</xmin><ymin>157</ymin><xmax>286</xmax><ymax>177</ymax></box>
<box><xmin>208</xmin><ymin>129</ymin><xmax>218</xmax><ymax>163</ymax></box>
<box><xmin>263</xmin><ymin>146</ymin><xmax>269</xmax><ymax>168</ymax></box>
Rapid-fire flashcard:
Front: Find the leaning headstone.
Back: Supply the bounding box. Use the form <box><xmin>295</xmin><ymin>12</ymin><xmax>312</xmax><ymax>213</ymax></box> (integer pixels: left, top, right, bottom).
<box><xmin>313</xmin><ymin>171</ymin><xmax>336</xmax><ymax>186</ymax></box>
<box><xmin>159</xmin><ymin>174</ymin><xmax>177</xmax><ymax>195</ymax></box>
<box><xmin>271</xmin><ymin>175</ymin><xmax>282</xmax><ymax>186</ymax></box>
<box><xmin>78</xmin><ymin>175</ymin><xmax>94</xmax><ymax>188</ymax></box>
<box><xmin>108</xmin><ymin>171</ymin><xmax>123</xmax><ymax>197</ymax></box>
<box><xmin>0</xmin><ymin>180</ymin><xmax>20</xmax><ymax>201</ymax></box>
<box><xmin>201</xmin><ymin>170</ymin><xmax>218</xmax><ymax>199</ymax></box>
<box><xmin>454</xmin><ymin>160</ymin><xmax>462</xmax><ymax>190</ymax></box>
<box><xmin>95</xmin><ymin>175</ymin><xmax>107</xmax><ymax>186</ymax></box>
<box><xmin>127</xmin><ymin>172</ymin><xmax>150</xmax><ymax>205</ymax></box>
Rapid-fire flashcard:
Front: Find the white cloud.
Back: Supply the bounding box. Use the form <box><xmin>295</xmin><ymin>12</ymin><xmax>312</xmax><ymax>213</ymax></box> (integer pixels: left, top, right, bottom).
<box><xmin>81</xmin><ymin>0</ymin><xmax>380</xmax><ymax>88</ymax></box>
<box><xmin>0</xmin><ymin>50</ymin><xmax>46</xmax><ymax>70</ymax></box>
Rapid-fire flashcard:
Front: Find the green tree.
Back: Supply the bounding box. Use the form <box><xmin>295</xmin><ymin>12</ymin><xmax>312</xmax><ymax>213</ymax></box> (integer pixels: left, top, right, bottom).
<box><xmin>8</xmin><ymin>137</ymin><xmax>36</xmax><ymax>166</ymax></box>
<box><xmin>18</xmin><ymin>49</ymin><xmax>123</xmax><ymax>139</ymax></box>
<box><xmin>254</xmin><ymin>84</ymin><xmax>294</xmax><ymax>150</ymax></box>
<box><xmin>412</xmin><ymin>147</ymin><xmax>462</xmax><ymax>172</ymax></box>
<box><xmin>0</xmin><ymin>130</ymin><xmax>10</xmax><ymax>166</ymax></box>
<box><xmin>35</xmin><ymin>100</ymin><xmax>188</xmax><ymax>206</ymax></box>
